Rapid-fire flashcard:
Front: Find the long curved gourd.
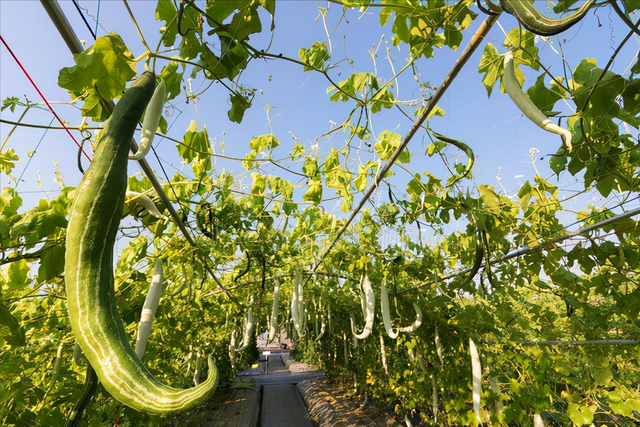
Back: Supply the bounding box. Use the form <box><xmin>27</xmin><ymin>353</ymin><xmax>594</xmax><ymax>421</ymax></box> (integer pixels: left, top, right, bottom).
<box><xmin>503</xmin><ymin>50</ymin><xmax>572</xmax><ymax>152</ymax></box>
<box><xmin>66</xmin><ymin>365</ymin><xmax>98</xmax><ymax>427</ymax></box>
<box><xmin>350</xmin><ymin>275</ymin><xmax>375</xmax><ymax>340</ymax></box>
<box><xmin>237</xmin><ymin>298</ymin><xmax>254</xmax><ymax>352</ymax></box>
<box><xmin>500</xmin><ymin>0</ymin><xmax>596</xmax><ymax>36</ymax></box>
<box><xmin>432</xmin><ymin>131</ymin><xmax>475</xmax><ymax>187</ymax></box>
<box><xmin>134</xmin><ymin>258</ymin><xmax>164</xmax><ymax>358</ymax></box>
<box><xmin>129</xmin><ymin>79</ymin><xmax>165</xmax><ymax>160</ymax></box>
<box><xmin>380</xmin><ymin>277</ymin><xmax>399</xmax><ymax>339</ymax></box>
<box><xmin>64</xmin><ymin>71</ymin><xmax>217</xmax><ymax>414</ymax></box>
<box><xmin>380</xmin><ymin>277</ymin><xmax>422</xmax><ymax>337</ymax></box>
<box><xmin>291</xmin><ymin>271</ymin><xmax>305</xmax><ymax>338</ymax></box>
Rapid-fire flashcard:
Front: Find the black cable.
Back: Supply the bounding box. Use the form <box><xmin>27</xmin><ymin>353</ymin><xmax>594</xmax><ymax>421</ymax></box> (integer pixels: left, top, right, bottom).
<box><xmin>71</xmin><ymin>0</ymin><xmax>97</xmax><ymax>40</ymax></box>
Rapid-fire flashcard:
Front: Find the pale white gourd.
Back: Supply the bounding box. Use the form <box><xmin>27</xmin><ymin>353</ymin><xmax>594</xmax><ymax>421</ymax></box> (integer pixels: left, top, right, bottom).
<box><xmin>134</xmin><ymin>258</ymin><xmax>163</xmax><ymax>358</ymax></box>
<box><xmin>125</xmin><ymin>191</ymin><xmax>166</xmax><ymax>220</ymax></box>
<box><xmin>129</xmin><ymin>79</ymin><xmax>166</xmax><ymax>160</ymax></box>
<box><xmin>193</xmin><ymin>345</ymin><xmax>203</xmax><ymax>386</ymax></box>
<box><xmin>490</xmin><ymin>377</ymin><xmax>504</xmax><ymax>414</ymax></box>
<box><xmin>399</xmin><ymin>303</ymin><xmax>422</xmax><ymax>333</ymax></box>
<box><xmin>351</xmin><ymin>275</ymin><xmax>375</xmax><ymax>340</ymax></box>
<box><xmin>469</xmin><ymin>338</ymin><xmax>482</xmax><ymax>423</ymax></box>
<box><xmin>435</xmin><ymin>325</ymin><xmax>444</xmax><ymax>367</ymax></box>
<box><xmin>268</xmin><ymin>282</ymin><xmax>280</xmax><ymax>342</ymax></box>
<box><xmin>379</xmin><ymin>334</ymin><xmax>388</xmax><ymax>376</ymax></box>
<box><xmin>380</xmin><ymin>277</ymin><xmax>399</xmax><ymax>339</ymax></box>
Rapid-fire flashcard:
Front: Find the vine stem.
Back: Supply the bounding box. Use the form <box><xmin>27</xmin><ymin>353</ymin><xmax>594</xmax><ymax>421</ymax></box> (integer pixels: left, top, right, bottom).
<box><xmin>310</xmin><ymin>14</ymin><xmax>501</xmax><ymax>276</ymax></box>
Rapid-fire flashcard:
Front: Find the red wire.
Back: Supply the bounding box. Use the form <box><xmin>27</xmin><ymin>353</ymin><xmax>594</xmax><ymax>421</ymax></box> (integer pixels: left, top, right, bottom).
<box><xmin>0</xmin><ymin>34</ymin><xmax>91</xmax><ymax>161</ymax></box>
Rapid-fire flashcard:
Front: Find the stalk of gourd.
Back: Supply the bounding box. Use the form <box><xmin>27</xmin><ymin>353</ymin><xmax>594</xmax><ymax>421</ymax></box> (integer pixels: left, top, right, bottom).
<box><xmin>469</xmin><ymin>338</ymin><xmax>483</xmax><ymax>423</ymax></box>
<box><xmin>193</xmin><ymin>345</ymin><xmax>203</xmax><ymax>385</ymax></box>
<box><xmin>134</xmin><ymin>258</ymin><xmax>164</xmax><ymax>358</ymax></box>
<box><xmin>268</xmin><ymin>281</ymin><xmax>280</xmax><ymax>342</ymax></box>
<box><xmin>351</xmin><ymin>275</ymin><xmax>375</xmax><ymax>340</ymax></box>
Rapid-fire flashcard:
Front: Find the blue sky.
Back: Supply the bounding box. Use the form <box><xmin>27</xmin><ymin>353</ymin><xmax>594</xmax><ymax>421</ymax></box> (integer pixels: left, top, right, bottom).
<box><xmin>1</xmin><ymin>1</ymin><xmax>639</xmax><ymax>240</ymax></box>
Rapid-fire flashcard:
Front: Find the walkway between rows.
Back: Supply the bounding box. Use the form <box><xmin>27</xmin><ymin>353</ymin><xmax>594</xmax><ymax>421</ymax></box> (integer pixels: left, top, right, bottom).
<box><xmin>205</xmin><ymin>348</ymin><xmax>323</xmax><ymax>427</ymax></box>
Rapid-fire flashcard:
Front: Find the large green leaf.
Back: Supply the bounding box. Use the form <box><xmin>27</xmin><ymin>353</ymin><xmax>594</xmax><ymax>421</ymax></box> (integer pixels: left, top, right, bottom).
<box><xmin>58</xmin><ymin>33</ymin><xmax>136</xmax><ymax>120</ymax></box>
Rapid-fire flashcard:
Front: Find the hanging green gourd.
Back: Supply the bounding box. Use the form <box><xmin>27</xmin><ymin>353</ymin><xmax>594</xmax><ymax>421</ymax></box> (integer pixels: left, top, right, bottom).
<box><xmin>237</xmin><ymin>296</ymin><xmax>255</xmax><ymax>352</ymax></box>
<box><xmin>268</xmin><ymin>281</ymin><xmax>280</xmax><ymax>342</ymax></box>
<box><xmin>64</xmin><ymin>72</ymin><xmax>217</xmax><ymax>414</ymax></box>
<box><xmin>503</xmin><ymin>50</ymin><xmax>572</xmax><ymax>152</ymax></box>
<box><xmin>291</xmin><ymin>271</ymin><xmax>305</xmax><ymax>338</ymax></box>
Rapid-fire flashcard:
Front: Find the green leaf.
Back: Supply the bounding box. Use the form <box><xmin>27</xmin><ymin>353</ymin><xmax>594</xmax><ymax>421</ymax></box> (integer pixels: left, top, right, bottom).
<box><xmin>504</xmin><ymin>29</ymin><xmax>539</xmax><ymax>70</ymax></box>
<box><xmin>228</xmin><ymin>93</ymin><xmax>252</xmax><ymax>123</ymax></box>
<box><xmin>290</xmin><ymin>141</ymin><xmax>305</xmax><ymax>160</ymax></box>
<box><xmin>478</xmin><ymin>185</ymin><xmax>502</xmax><ymax>215</ymax></box>
<box><xmin>567</xmin><ymin>403</ymin><xmax>594</xmax><ymax>426</ymax></box>
<box><xmin>354</xmin><ymin>161</ymin><xmax>378</xmax><ymax>192</ymax></box>
<box><xmin>303</xmin><ymin>157</ymin><xmax>319</xmax><ymax>178</ymax></box>
<box><xmin>549</xmin><ymin>148</ymin><xmax>568</xmax><ymax>175</ymax></box>
<box><xmin>1</xmin><ymin>96</ymin><xmax>20</xmax><ymax>113</ymax></box>
<box><xmin>1</xmin><ymin>259</ymin><xmax>30</xmax><ymax>291</ymax></box>
<box><xmin>298</xmin><ymin>41</ymin><xmax>330</xmax><ymax>71</ymax></box>
<box><xmin>303</xmin><ymin>177</ymin><xmax>323</xmax><ymax>204</ymax></box>
<box><xmin>159</xmin><ymin>59</ymin><xmax>185</xmax><ymax>102</ymax></box>
<box><xmin>178</xmin><ymin>120</ymin><xmax>211</xmax><ymax>167</ymax></box>
<box><xmin>37</xmin><ymin>244</ymin><xmax>65</xmax><ymax>283</ymax></box>
<box><xmin>608</xmin><ymin>391</ymin><xmax>640</xmax><ymax>417</ymax></box>
<box><xmin>526</xmin><ymin>74</ymin><xmax>565</xmax><ymax>115</ymax></box>
<box><xmin>0</xmin><ymin>149</ymin><xmax>18</xmax><ymax>175</ymax></box>
<box><xmin>375</xmin><ymin>131</ymin><xmax>410</xmax><ymax>163</ymax></box>
<box><xmin>156</xmin><ymin>0</ymin><xmax>179</xmax><ymax>46</ymax></box>
<box><xmin>58</xmin><ymin>33</ymin><xmax>137</xmax><ymax>120</ymax></box>
<box><xmin>0</xmin><ymin>188</ymin><xmax>22</xmax><ymax>217</ymax></box>
<box><xmin>250</xmin><ymin>134</ymin><xmax>279</xmax><ymax>152</ymax></box>
<box><xmin>478</xmin><ymin>43</ymin><xmax>501</xmax><ymax>97</ymax></box>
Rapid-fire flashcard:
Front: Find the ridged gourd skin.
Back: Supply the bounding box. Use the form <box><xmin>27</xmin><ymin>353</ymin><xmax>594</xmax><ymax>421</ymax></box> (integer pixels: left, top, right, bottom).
<box><xmin>500</xmin><ymin>0</ymin><xmax>596</xmax><ymax>36</ymax></box>
<box><xmin>65</xmin><ymin>71</ymin><xmax>217</xmax><ymax>414</ymax></box>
